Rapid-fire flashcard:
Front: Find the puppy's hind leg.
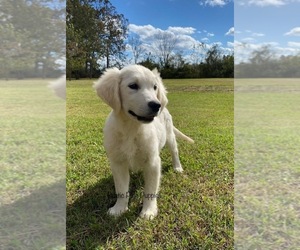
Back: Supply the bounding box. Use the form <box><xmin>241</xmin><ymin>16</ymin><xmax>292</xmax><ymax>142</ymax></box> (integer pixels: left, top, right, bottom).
<box><xmin>108</xmin><ymin>162</ymin><xmax>130</xmax><ymax>216</ymax></box>
<box><xmin>166</xmin><ymin>130</ymin><xmax>183</xmax><ymax>173</ymax></box>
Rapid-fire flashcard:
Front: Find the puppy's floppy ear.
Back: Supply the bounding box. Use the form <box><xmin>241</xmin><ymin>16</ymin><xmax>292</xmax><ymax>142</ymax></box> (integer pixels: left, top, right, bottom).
<box><xmin>93</xmin><ymin>68</ymin><xmax>121</xmax><ymax>113</ymax></box>
<box><xmin>152</xmin><ymin>68</ymin><xmax>168</xmax><ymax>110</ymax></box>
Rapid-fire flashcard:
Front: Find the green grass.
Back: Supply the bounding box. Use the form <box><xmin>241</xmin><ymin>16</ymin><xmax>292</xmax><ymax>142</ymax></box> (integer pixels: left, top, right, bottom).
<box><xmin>235</xmin><ymin>79</ymin><xmax>300</xmax><ymax>249</ymax></box>
<box><xmin>66</xmin><ymin>78</ymin><xmax>234</xmax><ymax>249</ymax></box>
<box><xmin>0</xmin><ymin>80</ymin><xmax>65</xmax><ymax>249</ymax></box>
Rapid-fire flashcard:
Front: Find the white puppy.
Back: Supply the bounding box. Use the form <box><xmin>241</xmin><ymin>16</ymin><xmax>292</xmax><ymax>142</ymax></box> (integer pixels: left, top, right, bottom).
<box><xmin>94</xmin><ymin>65</ymin><xmax>194</xmax><ymax>220</ymax></box>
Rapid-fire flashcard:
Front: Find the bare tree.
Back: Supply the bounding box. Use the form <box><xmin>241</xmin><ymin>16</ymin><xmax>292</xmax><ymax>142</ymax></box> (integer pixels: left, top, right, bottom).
<box><xmin>153</xmin><ymin>31</ymin><xmax>178</xmax><ymax>68</ymax></box>
<box><xmin>190</xmin><ymin>42</ymin><xmax>206</xmax><ymax>64</ymax></box>
<box><xmin>128</xmin><ymin>34</ymin><xmax>145</xmax><ymax>64</ymax></box>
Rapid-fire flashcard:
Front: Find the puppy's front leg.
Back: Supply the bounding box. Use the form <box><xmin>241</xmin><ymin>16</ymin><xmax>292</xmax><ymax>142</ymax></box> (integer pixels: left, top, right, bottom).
<box><xmin>108</xmin><ymin>162</ymin><xmax>130</xmax><ymax>216</ymax></box>
<box><xmin>140</xmin><ymin>157</ymin><xmax>161</xmax><ymax>220</ymax></box>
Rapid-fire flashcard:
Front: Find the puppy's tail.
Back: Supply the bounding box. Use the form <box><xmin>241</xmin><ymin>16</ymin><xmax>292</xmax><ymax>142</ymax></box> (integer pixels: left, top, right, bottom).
<box><xmin>173</xmin><ymin>127</ymin><xmax>194</xmax><ymax>144</ymax></box>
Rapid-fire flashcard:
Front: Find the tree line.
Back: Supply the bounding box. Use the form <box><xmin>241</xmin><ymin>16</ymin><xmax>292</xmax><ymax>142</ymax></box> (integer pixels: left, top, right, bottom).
<box><xmin>136</xmin><ymin>47</ymin><xmax>234</xmax><ymax>79</ymax></box>
<box><xmin>1</xmin><ymin>0</ymin><xmax>233</xmax><ymax>79</ymax></box>
<box><xmin>66</xmin><ymin>0</ymin><xmax>233</xmax><ymax>79</ymax></box>
<box><xmin>235</xmin><ymin>46</ymin><xmax>300</xmax><ymax>78</ymax></box>
<box><xmin>6</xmin><ymin>1</ymin><xmax>298</xmax><ymax>79</ymax></box>
<box><xmin>0</xmin><ymin>0</ymin><xmax>65</xmax><ymax>79</ymax></box>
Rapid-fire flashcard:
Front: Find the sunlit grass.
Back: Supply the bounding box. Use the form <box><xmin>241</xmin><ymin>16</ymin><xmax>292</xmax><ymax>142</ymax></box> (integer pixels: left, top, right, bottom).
<box><xmin>0</xmin><ymin>79</ymin><xmax>65</xmax><ymax>249</ymax></box>
<box><xmin>235</xmin><ymin>78</ymin><xmax>300</xmax><ymax>249</ymax></box>
<box><xmin>66</xmin><ymin>78</ymin><xmax>234</xmax><ymax>249</ymax></box>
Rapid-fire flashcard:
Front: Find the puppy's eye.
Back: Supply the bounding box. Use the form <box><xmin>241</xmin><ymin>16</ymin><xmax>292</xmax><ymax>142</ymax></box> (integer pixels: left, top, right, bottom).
<box><xmin>154</xmin><ymin>85</ymin><xmax>158</xmax><ymax>90</ymax></box>
<box><xmin>128</xmin><ymin>83</ymin><xmax>139</xmax><ymax>90</ymax></box>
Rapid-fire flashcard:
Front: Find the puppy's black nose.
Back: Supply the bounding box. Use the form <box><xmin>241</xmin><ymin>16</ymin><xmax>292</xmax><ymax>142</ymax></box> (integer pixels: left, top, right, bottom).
<box><xmin>148</xmin><ymin>101</ymin><xmax>161</xmax><ymax>113</ymax></box>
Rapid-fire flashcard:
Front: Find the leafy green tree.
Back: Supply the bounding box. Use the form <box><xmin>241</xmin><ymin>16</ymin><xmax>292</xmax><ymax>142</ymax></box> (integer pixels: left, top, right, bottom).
<box><xmin>0</xmin><ymin>0</ymin><xmax>65</xmax><ymax>78</ymax></box>
<box><xmin>235</xmin><ymin>46</ymin><xmax>300</xmax><ymax>78</ymax></box>
<box><xmin>98</xmin><ymin>2</ymin><xmax>128</xmax><ymax>68</ymax></box>
<box><xmin>66</xmin><ymin>0</ymin><xmax>128</xmax><ymax>78</ymax></box>
<box><xmin>203</xmin><ymin>44</ymin><xmax>222</xmax><ymax>77</ymax></box>
<box><xmin>221</xmin><ymin>55</ymin><xmax>234</xmax><ymax>78</ymax></box>
<box><xmin>66</xmin><ymin>0</ymin><xmax>98</xmax><ymax>78</ymax></box>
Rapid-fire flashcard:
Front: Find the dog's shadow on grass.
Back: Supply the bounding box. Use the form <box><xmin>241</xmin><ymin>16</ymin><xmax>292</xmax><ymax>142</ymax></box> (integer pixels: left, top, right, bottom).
<box><xmin>0</xmin><ymin>180</ymin><xmax>66</xmax><ymax>249</ymax></box>
<box><xmin>67</xmin><ymin>173</ymin><xmax>146</xmax><ymax>249</ymax></box>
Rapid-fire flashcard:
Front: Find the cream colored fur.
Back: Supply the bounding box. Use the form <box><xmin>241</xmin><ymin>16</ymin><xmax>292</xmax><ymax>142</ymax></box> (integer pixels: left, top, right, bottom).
<box><xmin>94</xmin><ymin>65</ymin><xmax>193</xmax><ymax>219</ymax></box>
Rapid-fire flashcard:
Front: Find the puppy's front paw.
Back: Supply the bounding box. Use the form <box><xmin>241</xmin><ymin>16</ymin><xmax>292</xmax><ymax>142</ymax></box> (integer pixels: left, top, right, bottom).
<box><xmin>173</xmin><ymin>162</ymin><xmax>183</xmax><ymax>172</ymax></box>
<box><xmin>108</xmin><ymin>205</ymin><xmax>128</xmax><ymax>216</ymax></box>
<box><xmin>174</xmin><ymin>166</ymin><xmax>183</xmax><ymax>173</ymax></box>
<box><xmin>140</xmin><ymin>207</ymin><xmax>158</xmax><ymax>220</ymax></box>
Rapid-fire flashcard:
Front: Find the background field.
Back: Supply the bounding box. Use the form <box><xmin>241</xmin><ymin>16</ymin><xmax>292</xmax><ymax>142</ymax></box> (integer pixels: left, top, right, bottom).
<box><xmin>235</xmin><ymin>79</ymin><xmax>300</xmax><ymax>249</ymax></box>
<box><xmin>0</xmin><ymin>80</ymin><xmax>65</xmax><ymax>249</ymax></box>
<box><xmin>66</xmin><ymin>78</ymin><xmax>234</xmax><ymax>249</ymax></box>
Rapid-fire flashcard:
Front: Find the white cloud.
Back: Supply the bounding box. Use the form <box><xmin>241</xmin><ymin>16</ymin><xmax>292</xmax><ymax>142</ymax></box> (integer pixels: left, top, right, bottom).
<box><xmin>252</xmin><ymin>32</ymin><xmax>265</xmax><ymax>37</ymax></box>
<box><xmin>250</xmin><ymin>0</ymin><xmax>285</xmax><ymax>6</ymax></box>
<box><xmin>241</xmin><ymin>37</ymin><xmax>256</xmax><ymax>43</ymax></box>
<box><xmin>213</xmin><ymin>41</ymin><xmax>223</xmax><ymax>46</ymax></box>
<box><xmin>128</xmin><ymin>24</ymin><xmax>161</xmax><ymax>40</ymax></box>
<box><xmin>235</xmin><ymin>30</ymin><xmax>265</xmax><ymax>40</ymax></box>
<box><xmin>167</xmin><ymin>26</ymin><xmax>196</xmax><ymax>35</ymax></box>
<box><xmin>227</xmin><ymin>41</ymin><xmax>234</xmax><ymax>48</ymax></box>
<box><xmin>128</xmin><ymin>25</ymin><xmax>198</xmax><ymax>42</ymax></box>
<box><xmin>239</xmin><ymin>0</ymin><xmax>286</xmax><ymax>7</ymax></box>
<box><xmin>239</xmin><ymin>0</ymin><xmax>300</xmax><ymax>7</ymax></box>
<box><xmin>225</xmin><ymin>27</ymin><xmax>234</xmax><ymax>36</ymax></box>
<box><xmin>287</xmin><ymin>42</ymin><xmax>300</xmax><ymax>48</ymax></box>
<box><xmin>177</xmin><ymin>34</ymin><xmax>201</xmax><ymax>49</ymax></box>
<box><xmin>199</xmin><ymin>0</ymin><xmax>230</xmax><ymax>7</ymax></box>
<box><xmin>128</xmin><ymin>24</ymin><xmax>202</xmax><ymax>53</ymax></box>
<box><xmin>243</xmin><ymin>30</ymin><xmax>265</xmax><ymax>37</ymax></box>
<box><xmin>127</xmin><ymin>23</ymin><xmax>233</xmax><ymax>63</ymax></box>
<box><xmin>202</xmin><ymin>30</ymin><xmax>215</xmax><ymax>37</ymax></box>
<box><xmin>234</xmin><ymin>40</ymin><xmax>300</xmax><ymax>63</ymax></box>
<box><xmin>284</xmin><ymin>27</ymin><xmax>300</xmax><ymax>36</ymax></box>
<box><xmin>202</xmin><ymin>37</ymin><xmax>210</xmax><ymax>42</ymax></box>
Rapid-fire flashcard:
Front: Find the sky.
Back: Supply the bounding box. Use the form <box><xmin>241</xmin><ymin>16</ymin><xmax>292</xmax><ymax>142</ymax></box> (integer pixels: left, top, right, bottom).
<box><xmin>110</xmin><ymin>0</ymin><xmax>299</xmax><ymax>64</ymax></box>
<box><xmin>235</xmin><ymin>0</ymin><xmax>300</xmax><ymax>63</ymax></box>
<box><xmin>110</xmin><ymin>0</ymin><xmax>234</xmax><ymax>63</ymax></box>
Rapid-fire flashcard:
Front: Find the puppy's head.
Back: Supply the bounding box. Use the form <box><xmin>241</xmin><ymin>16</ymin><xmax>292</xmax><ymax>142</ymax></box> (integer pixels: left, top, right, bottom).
<box><xmin>93</xmin><ymin>65</ymin><xmax>168</xmax><ymax>123</ymax></box>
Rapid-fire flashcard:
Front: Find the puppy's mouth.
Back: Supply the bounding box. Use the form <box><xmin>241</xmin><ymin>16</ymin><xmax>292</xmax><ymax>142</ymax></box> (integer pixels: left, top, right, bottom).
<box><xmin>128</xmin><ymin>110</ymin><xmax>156</xmax><ymax>123</ymax></box>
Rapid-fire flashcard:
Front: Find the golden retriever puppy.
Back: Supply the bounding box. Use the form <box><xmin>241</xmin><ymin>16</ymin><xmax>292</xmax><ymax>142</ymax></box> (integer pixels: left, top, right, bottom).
<box><xmin>94</xmin><ymin>65</ymin><xmax>193</xmax><ymax>219</ymax></box>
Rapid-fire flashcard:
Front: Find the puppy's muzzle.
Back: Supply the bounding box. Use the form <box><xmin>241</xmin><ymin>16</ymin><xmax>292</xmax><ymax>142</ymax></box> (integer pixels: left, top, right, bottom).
<box><xmin>128</xmin><ymin>101</ymin><xmax>161</xmax><ymax>124</ymax></box>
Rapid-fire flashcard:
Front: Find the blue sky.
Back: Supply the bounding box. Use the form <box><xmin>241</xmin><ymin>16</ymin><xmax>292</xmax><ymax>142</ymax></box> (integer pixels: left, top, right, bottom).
<box><xmin>110</xmin><ymin>0</ymin><xmax>299</xmax><ymax>63</ymax></box>
<box><xmin>110</xmin><ymin>0</ymin><xmax>234</xmax><ymax>63</ymax></box>
<box><xmin>235</xmin><ymin>0</ymin><xmax>300</xmax><ymax>62</ymax></box>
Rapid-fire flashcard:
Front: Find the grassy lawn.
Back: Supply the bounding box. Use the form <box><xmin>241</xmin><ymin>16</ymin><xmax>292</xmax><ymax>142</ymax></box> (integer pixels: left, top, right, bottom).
<box><xmin>235</xmin><ymin>79</ymin><xmax>300</xmax><ymax>249</ymax></box>
<box><xmin>0</xmin><ymin>80</ymin><xmax>65</xmax><ymax>249</ymax></box>
<box><xmin>66</xmin><ymin>78</ymin><xmax>234</xmax><ymax>249</ymax></box>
